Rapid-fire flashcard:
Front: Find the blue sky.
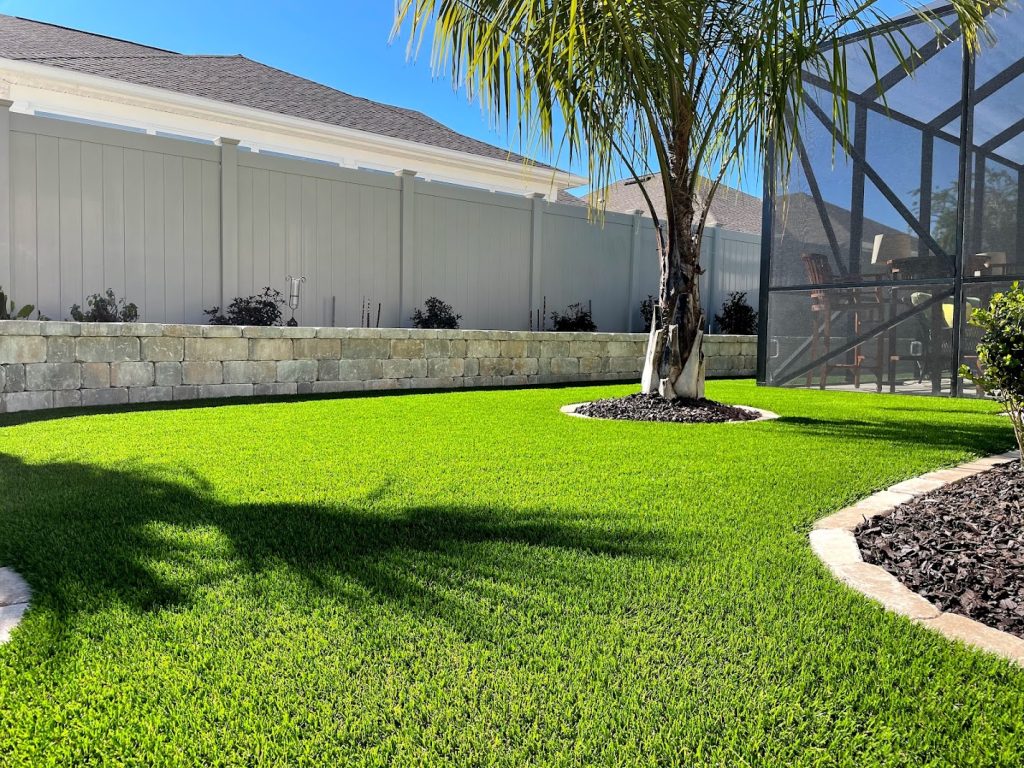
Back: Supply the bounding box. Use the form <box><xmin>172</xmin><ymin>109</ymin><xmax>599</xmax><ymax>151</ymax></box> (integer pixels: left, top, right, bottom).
<box><xmin>0</xmin><ymin>1</ymin><xmax>599</xmax><ymax>181</ymax></box>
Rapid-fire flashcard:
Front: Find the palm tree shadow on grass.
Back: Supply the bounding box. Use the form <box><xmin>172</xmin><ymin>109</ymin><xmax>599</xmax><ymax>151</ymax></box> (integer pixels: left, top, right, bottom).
<box><xmin>0</xmin><ymin>453</ymin><xmax>672</xmax><ymax>646</ymax></box>
<box><xmin>772</xmin><ymin>415</ymin><xmax>1013</xmax><ymax>452</ymax></box>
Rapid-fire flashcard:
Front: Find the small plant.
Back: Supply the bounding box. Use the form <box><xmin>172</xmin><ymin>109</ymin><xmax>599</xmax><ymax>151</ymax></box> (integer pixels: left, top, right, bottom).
<box><xmin>70</xmin><ymin>289</ymin><xmax>138</xmax><ymax>323</ymax></box>
<box><xmin>714</xmin><ymin>291</ymin><xmax>758</xmax><ymax>335</ymax></box>
<box><xmin>411</xmin><ymin>297</ymin><xmax>461</xmax><ymax>329</ymax></box>
<box><xmin>640</xmin><ymin>295</ymin><xmax>656</xmax><ymax>333</ymax></box>
<box><xmin>205</xmin><ymin>288</ymin><xmax>284</xmax><ymax>326</ymax></box>
<box><xmin>0</xmin><ymin>286</ymin><xmax>35</xmax><ymax>320</ymax></box>
<box><xmin>550</xmin><ymin>302</ymin><xmax>597</xmax><ymax>332</ymax></box>
<box><xmin>961</xmin><ymin>282</ymin><xmax>1024</xmax><ymax>454</ymax></box>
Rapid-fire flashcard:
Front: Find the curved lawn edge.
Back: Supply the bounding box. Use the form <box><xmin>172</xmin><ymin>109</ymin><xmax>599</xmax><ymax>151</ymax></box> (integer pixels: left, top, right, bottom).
<box><xmin>810</xmin><ymin>449</ymin><xmax>1024</xmax><ymax>666</ymax></box>
<box><xmin>560</xmin><ymin>402</ymin><xmax>780</xmax><ymax>423</ymax></box>
<box><xmin>0</xmin><ymin>567</ymin><xmax>31</xmax><ymax>645</ymax></box>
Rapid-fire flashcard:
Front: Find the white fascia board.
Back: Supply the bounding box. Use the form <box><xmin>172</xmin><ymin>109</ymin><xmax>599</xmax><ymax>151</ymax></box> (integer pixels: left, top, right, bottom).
<box><xmin>0</xmin><ymin>57</ymin><xmax>589</xmax><ymax>190</ymax></box>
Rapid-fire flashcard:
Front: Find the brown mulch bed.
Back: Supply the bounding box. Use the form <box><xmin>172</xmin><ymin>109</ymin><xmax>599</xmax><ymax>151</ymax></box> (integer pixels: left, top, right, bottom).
<box><xmin>574</xmin><ymin>393</ymin><xmax>759</xmax><ymax>424</ymax></box>
<box><xmin>855</xmin><ymin>460</ymin><xmax>1024</xmax><ymax>638</ymax></box>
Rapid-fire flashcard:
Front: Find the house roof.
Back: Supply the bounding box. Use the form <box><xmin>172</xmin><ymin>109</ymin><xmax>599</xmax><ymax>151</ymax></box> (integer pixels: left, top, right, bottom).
<box><xmin>593</xmin><ymin>175</ymin><xmax>764</xmax><ymax>236</ymax></box>
<box><xmin>0</xmin><ymin>14</ymin><xmax>549</xmax><ymax>170</ymax></box>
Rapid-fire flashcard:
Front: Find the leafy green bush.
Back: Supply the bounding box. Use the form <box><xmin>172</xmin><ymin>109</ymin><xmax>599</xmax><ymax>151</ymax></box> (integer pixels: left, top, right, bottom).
<box><xmin>714</xmin><ymin>292</ymin><xmax>757</xmax><ymax>335</ymax></box>
<box><xmin>961</xmin><ymin>282</ymin><xmax>1024</xmax><ymax>453</ymax></box>
<box><xmin>411</xmin><ymin>297</ymin><xmax>461</xmax><ymax>329</ymax></box>
<box><xmin>206</xmin><ymin>288</ymin><xmax>284</xmax><ymax>326</ymax></box>
<box><xmin>70</xmin><ymin>289</ymin><xmax>138</xmax><ymax>323</ymax></box>
<box><xmin>0</xmin><ymin>286</ymin><xmax>36</xmax><ymax>320</ymax></box>
<box><xmin>550</xmin><ymin>302</ymin><xmax>597</xmax><ymax>332</ymax></box>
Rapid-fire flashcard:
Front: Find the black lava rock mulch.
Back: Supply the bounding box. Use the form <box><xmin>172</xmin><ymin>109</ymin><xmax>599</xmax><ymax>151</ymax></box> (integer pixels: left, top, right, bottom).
<box><xmin>856</xmin><ymin>460</ymin><xmax>1024</xmax><ymax>638</ymax></box>
<box><xmin>574</xmin><ymin>393</ymin><xmax>760</xmax><ymax>424</ymax></box>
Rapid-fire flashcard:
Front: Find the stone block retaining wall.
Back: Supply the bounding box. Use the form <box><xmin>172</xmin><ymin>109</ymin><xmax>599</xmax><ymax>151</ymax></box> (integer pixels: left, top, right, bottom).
<box><xmin>0</xmin><ymin>321</ymin><xmax>756</xmax><ymax>413</ymax></box>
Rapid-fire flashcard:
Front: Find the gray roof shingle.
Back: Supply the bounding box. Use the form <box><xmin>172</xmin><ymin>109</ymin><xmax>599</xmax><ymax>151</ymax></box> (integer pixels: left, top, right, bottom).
<box><xmin>0</xmin><ymin>14</ymin><xmax>548</xmax><ymax>169</ymax></box>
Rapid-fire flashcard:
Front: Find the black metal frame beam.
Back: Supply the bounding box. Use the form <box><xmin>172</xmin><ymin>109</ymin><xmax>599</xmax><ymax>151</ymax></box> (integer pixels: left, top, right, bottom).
<box><xmin>795</xmin><ymin>136</ymin><xmax>847</xmax><ymax>275</ymax></box>
<box><xmin>950</xmin><ymin>50</ymin><xmax>975</xmax><ymax>397</ymax></box>
<box><xmin>858</xmin><ymin>18</ymin><xmax>962</xmax><ymax>99</ymax></box>
<box><xmin>756</xmin><ymin>149</ymin><xmax>775</xmax><ymax>385</ymax></box>
<box><xmin>930</xmin><ymin>57</ymin><xmax>1024</xmax><ymax>129</ymax></box>
<box><xmin>979</xmin><ymin>115</ymin><xmax>1024</xmax><ymax>153</ymax></box>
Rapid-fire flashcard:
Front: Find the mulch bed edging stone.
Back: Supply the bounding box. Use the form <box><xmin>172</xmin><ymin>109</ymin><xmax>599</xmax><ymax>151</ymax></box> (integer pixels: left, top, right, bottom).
<box><xmin>562</xmin><ymin>394</ymin><xmax>779</xmax><ymax>424</ymax></box>
<box><xmin>0</xmin><ymin>567</ymin><xmax>31</xmax><ymax>645</ymax></box>
<box><xmin>811</xmin><ymin>450</ymin><xmax>1024</xmax><ymax>665</ymax></box>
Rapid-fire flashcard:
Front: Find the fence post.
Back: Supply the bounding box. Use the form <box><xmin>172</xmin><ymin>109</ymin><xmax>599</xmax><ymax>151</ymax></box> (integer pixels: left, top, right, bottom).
<box><xmin>529</xmin><ymin>193</ymin><xmax>545</xmax><ymax>328</ymax></box>
<box><xmin>218</xmin><ymin>137</ymin><xmax>240</xmax><ymax>309</ymax></box>
<box><xmin>627</xmin><ymin>210</ymin><xmax>644</xmax><ymax>332</ymax></box>
<box><xmin>704</xmin><ymin>224</ymin><xmax>721</xmax><ymax>332</ymax></box>
<box><xmin>396</xmin><ymin>170</ymin><xmax>417</xmax><ymax>327</ymax></box>
<box><xmin>0</xmin><ymin>99</ymin><xmax>11</xmax><ymax>295</ymax></box>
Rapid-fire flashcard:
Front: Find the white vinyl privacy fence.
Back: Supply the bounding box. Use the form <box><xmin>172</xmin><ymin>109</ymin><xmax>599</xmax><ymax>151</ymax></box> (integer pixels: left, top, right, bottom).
<box><xmin>0</xmin><ymin>105</ymin><xmax>759</xmax><ymax>331</ymax></box>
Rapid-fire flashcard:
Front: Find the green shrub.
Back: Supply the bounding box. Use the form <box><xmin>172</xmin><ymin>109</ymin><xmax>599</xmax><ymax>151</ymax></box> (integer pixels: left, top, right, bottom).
<box><xmin>550</xmin><ymin>302</ymin><xmax>597</xmax><ymax>332</ymax></box>
<box><xmin>0</xmin><ymin>286</ymin><xmax>35</xmax><ymax>320</ymax></box>
<box><xmin>961</xmin><ymin>282</ymin><xmax>1024</xmax><ymax>453</ymax></box>
<box><xmin>70</xmin><ymin>289</ymin><xmax>138</xmax><ymax>323</ymax></box>
<box><xmin>206</xmin><ymin>288</ymin><xmax>284</xmax><ymax>326</ymax></box>
<box><xmin>411</xmin><ymin>297</ymin><xmax>461</xmax><ymax>329</ymax></box>
<box><xmin>714</xmin><ymin>292</ymin><xmax>757</xmax><ymax>335</ymax></box>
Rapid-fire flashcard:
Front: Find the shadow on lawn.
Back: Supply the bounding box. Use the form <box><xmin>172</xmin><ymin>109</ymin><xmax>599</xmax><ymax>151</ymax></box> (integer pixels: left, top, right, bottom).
<box><xmin>773</xmin><ymin>415</ymin><xmax>1013</xmax><ymax>452</ymax></box>
<box><xmin>0</xmin><ymin>453</ymin><xmax>666</xmax><ymax>642</ymax></box>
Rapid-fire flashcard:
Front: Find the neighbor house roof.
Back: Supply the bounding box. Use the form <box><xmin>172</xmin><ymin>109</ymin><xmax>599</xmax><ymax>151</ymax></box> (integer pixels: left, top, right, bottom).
<box><xmin>594</xmin><ymin>175</ymin><xmax>764</xmax><ymax>235</ymax></box>
<box><xmin>0</xmin><ymin>14</ymin><xmax>546</xmax><ymax>169</ymax></box>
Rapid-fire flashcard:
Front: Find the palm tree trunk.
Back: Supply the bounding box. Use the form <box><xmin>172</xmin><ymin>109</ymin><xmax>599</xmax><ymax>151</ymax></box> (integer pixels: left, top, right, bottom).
<box><xmin>641</xmin><ymin>177</ymin><xmax>705</xmax><ymax>400</ymax></box>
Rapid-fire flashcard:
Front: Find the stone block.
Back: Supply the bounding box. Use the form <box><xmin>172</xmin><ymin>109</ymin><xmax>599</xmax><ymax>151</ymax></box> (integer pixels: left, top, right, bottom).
<box><xmin>608</xmin><ymin>341</ymin><xmax>643</xmax><ymax>357</ymax></box>
<box><xmin>198</xmin><ymin>384</ymin><xmax>254</xmax><ymax>400</ymax></box>
<box><xmin>26</xmin><ymin>362</ymin><xmax>81</xmax><ymax>391</ymax></box>
<box><xmin>400</xmin><ymin>377</ymin><xmax>458</xmax><ymax>390</ymax></box>
<box><xmin>501</xmin><ymin>375</ymin><xmax>529</xmax><ymax>387</ymax></box>
<box><xmin>0</xmin><ymin>366</ymin><xmax>4</xmax><ymax>394</ymax></box>
<box><xmin>184</xmin><ymin>337</ymin><xmax>248</xmax><ymax>361</ymax></box>
<box><xmin>161</xmin><ymin>324</ymin><xmax>203</xmax><ymax>337</ymax></box>
<box><xmin>141</xmin><ymin>336</ymin><xmax>184</xmax><ymax>362</ymax></box>
<box><xmin>4</xmin><ymin>390</ymin><xmax>52</xmax><ymax>412</ymax></box>
<box><xmin>118</xmin><ymin>323</ymin><xmax>164</xmax><ymax>337</ymax></box>
<box><xmin>537</xmin><ymin>341</ymin><xmax>570</xmax><ymax>358</ymax></box>
<box><xmin>46</xmin><ymin>335</ymin><xmax>77</xmax><ymax>362</ymax></box>
<box><xmin>463</xmin><ymin>358</ymin><xmax>479</xmax><ymax>377</ymax></box>
<box><xmin>154</xmin><ymin>362</ymin><xmax>182</xmax><ymax>387</ymax></box>
<box><xmin>81</xmin><ymin>388</ymin><xmax>129</xmax><ymax>407</ymax></box>
<box><xmin>223</xmin><ymin>360</ymin><xmax>277</xmax><ymax>384</ymax></box>
<box><xmin>314</xmin><ymin>327</ymin><xmax>349</xmax><ymax>339</ymax></box>
<box><xmin>449</xmin><ymin>339</ymin><xmax>467</xmax><ymax>357</ymax></box>
<box><xmin>467</xmin><ymin>339</ymin><xmax>500</xmax><ymax>358</ymax></box>
<box><xmin>182</xmin><ymin>361</ymin><xmax>223</xmax><ymax>385</ymax></box>
<box><xmin>4</xmin><ymin>364</ymin><xmax>25</xmax><ymax>393</ymax></box>
<box><xmin>277</xmin><ymin>360</ymin><xmax>317</xmax><ymax>383</ymax></box>
<box><xmin>53</xmin><ymin>390</ymin><xmax>82</xmax><ymax>409</ymax></box>
<box><xmin>78</xmin><ymin>322</ymin><xmax>124</xmax><ymax>337</ymax></box>
<box><xmin>0</xmin><ymin>320</ymin><xmax>42</xmax><ymax>336</ymax></box>
<box><xmin>0</xmin><ymin>336</ymin><xmax>47</xmax><ymax>364</ymax></box>
<box><xmin>280</xmin><ymin>326</ymin><xmax>316</xmax><ymax>338</ymax></box>
<box><xmin>249</xmin><ymin>338</ymin><xmax>293</xmax><ymax>361</ymax></box>
<box><xmin>311</xmin><ymin>380</ymin><xmax>366</xmax><ymax>394</ymax></box>
<box><xmin>423</xmin><ymin>339</ymin><xmax>451</xmax><ymax>358</ymax></box>
<box><xmin>172</xmin><ymin>386</ymin><xmax>201</xmax><ymax>401</ymax></box>
<box><xmin>76</xmin><ymin>336</ymin><xmax>139</xmax><ymax>363</ymax></box>
<box><xmin>391</xmin><ymin>338</ymin><xmax>425</xmax><ymax>359</ymax></box>
<box><xmin>479</xmin><ymin>357</ymin><xmax>514</xmax><ymax>377</ymax></box>
<box><xmin>500</xmin><ymin>340</ymin><xmax>527</xmax><ymax>358</ymax></box>
<box><xmin>579</xmin><ymin>356</ymin><xmax>606</xmax><ymax>375</ymax></box>
<box><xmin>549</xmin><ymin>357</ymin><xmax>580</xmax><ymax>376</ymax></box>
<box><xmin>201</xmin><ymin>326</ymin><xmax>242</xmax><ymax>338</ymax></box>
<box><xmin>808</xmin><ymin>529</ymin><xmax>862</xmax><ymax>566</ymax></box>
<box><xmin>383</xmin><ymin>358</ymin><xmax>427</xmax><ymax>379</ymax></box>
<box><xmin>366</xmin><ymin>378</ymin><xmax>400</xmax><ymax>391</ymax></box>
<box><xmin>254</xmin><ymin>382</ymin><xmax>298</xmax><ymax>397</ymax></box>
<box><xmin>512</xmin><ymin>357</ymin><xmax>539</xmax><ymax>376</ymax></box>
<box><xmin>427</xmin><ymin>357</ymin><xmax>464</xmax><ymax>378</ymax></box>
<box><xmin>296</xmin><ymin>382</ymin><xmax>314</xmax><ymax>395</ymax></box>
<box><xmin>293</xmin><ymin>338</ymin><xmax>341</xmax><ymax>360</ymax></box>
<box><xmin>342</xmin><ymin>338</ymin><xmax>391</xmax><ymax>359</ymax></box>
<box><xmin>129</xmin><ymin>386</ymin><xmax>173</xmax><ymax>404</ymax></box>
<box><xmin>242</xmin><ymin>326</ymin><xmax>284</xmax><ymax>338</ymax></box>
<box><xmin>319</xmin><ymin>358</ymin><xmax>383</xmax><ymax>381</ymax></box>
<box><xmin>569</xmin><ymin>341</ymin><xmax>607</xmax><ymax>358</ymax></box>
<box><xmin>110</xmin><ymin>362</ymin><xmax>155</xmax><ymax>388</ymax></box>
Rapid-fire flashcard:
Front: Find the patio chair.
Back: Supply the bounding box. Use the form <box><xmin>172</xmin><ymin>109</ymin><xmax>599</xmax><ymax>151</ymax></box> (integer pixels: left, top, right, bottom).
<box><xmin>802</xmin><ymin>253</ymin><xmax>885</xmax><ymax>390</ymax></box>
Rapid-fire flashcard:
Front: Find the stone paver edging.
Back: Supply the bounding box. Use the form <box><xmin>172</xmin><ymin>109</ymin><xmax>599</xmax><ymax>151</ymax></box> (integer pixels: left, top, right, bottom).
<box><xmin>0</xmin><ymin>567</ymin><xmax>31</xmax><ymax>645</ymax></box>
<box><xmin>560</xmin><ymin>402</ymin><xmax>780</xmax><ymax>423</ymax></box>
<box><xmin>811</xmin><ymin>449</ymin><xmax>1024</xmax><ymax>665</ymax></box>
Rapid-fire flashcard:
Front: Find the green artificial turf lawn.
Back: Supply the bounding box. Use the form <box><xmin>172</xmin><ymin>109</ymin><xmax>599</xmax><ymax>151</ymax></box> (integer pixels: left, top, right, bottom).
<box><xmin>0</xmin><ymin>380</ymin><xmax>1022</xmax><ymax>766</ymax></box>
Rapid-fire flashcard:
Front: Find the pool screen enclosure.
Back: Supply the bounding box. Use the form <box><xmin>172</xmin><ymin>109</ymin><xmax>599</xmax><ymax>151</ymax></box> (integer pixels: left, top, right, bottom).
<box><xmin>757</xmin><ymin>4</ymin><xmax>1024</xmax><ymax>396</ymax></box>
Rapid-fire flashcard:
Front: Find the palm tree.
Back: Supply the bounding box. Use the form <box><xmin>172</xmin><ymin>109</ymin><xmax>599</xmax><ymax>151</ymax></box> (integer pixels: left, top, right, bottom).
<box><xmin>394</xmin><ymin>0</ymin><xmax>997</xmax><ymax>400</ymax></box>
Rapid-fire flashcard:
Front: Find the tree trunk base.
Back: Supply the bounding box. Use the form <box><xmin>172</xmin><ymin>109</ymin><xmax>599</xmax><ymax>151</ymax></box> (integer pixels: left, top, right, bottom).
<box><xmin>641</xmin><ymin>324</ymin><xmax>705</xmax><ymax>400</ymax></box>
